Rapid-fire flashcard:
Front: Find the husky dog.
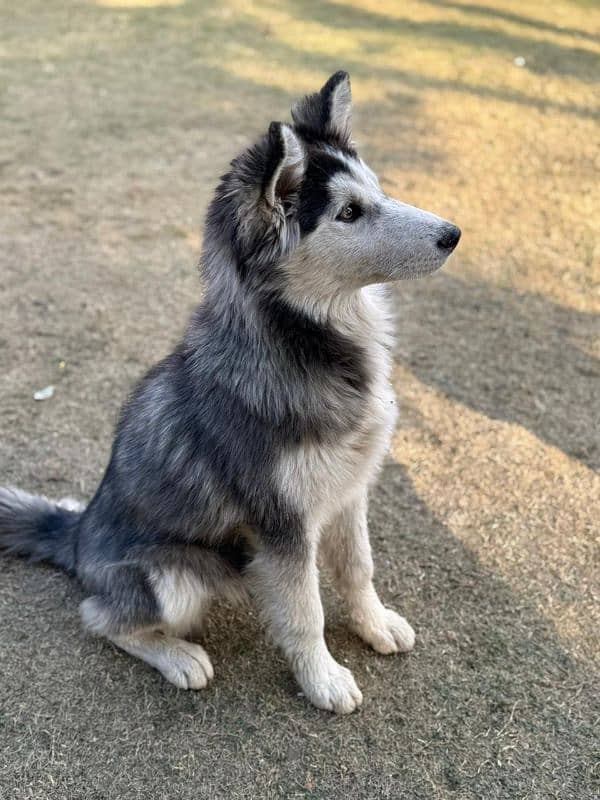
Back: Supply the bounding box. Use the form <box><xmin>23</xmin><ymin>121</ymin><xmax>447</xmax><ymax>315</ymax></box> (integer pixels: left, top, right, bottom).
<box><xmin>0</xmin><ymin>72</ymin><xmax>460</xmax><ymax>713</ymax></box>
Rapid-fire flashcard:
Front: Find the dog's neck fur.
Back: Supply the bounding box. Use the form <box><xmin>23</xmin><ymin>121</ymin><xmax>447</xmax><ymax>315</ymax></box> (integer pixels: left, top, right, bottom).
<box><xmin>185</xmin><ymin>261</ymin><xmax>395</xmax><ymax>440</ymax></box>
<box><xmin>199</xmin><ymin>260</ymin><xmax>395</xmax><ymax>367</ymax></box>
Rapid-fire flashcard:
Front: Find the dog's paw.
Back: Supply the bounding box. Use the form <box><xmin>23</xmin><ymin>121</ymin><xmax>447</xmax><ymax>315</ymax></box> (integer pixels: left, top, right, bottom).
<box><xmin>352</xmin><ymin>607</ymin><xmax>415</xmax><ymax>655</ymax></box>
<box><xmin>295</xmin><ymin>647</ymin><xmax>363</xmax><ymax>714</ymax></box>
<box><xmin>159</xmin><ymin>640</ymin><xmax>214</xmax><ymax>690</ymax></box>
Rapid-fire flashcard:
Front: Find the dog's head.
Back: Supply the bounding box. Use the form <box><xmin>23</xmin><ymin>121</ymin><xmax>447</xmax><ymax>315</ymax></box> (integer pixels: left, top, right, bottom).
<box><xmin>204</xmin><ymin>71</ymin><xmax>460</xmax><ymax>302</ymax></box>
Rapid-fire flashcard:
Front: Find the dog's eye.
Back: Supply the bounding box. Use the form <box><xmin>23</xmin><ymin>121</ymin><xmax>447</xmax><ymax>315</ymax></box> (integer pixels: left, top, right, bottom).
<box><xmin>337</xmin><ymin>203</ymin><xmax>361</xmax><ymax>223</ymax></box>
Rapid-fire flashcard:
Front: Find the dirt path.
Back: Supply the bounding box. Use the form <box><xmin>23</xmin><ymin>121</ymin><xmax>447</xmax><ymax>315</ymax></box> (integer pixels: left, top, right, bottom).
<box><xmin>1</xmin><ymin>1</ymin><xmax>598</xmax><ymax>797</ymax></box>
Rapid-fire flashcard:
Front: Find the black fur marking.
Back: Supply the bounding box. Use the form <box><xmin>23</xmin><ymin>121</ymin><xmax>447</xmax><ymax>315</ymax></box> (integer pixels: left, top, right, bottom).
<box><xmin>320</xmin><ymin>70</ymin><xmax>350</xmax><ymax>136</ymax></box>
<box><xmin>262</xmin><ymin>121</ymin><xmax>286</xmax><ymax>198</ymax></box>
<box><xmin>216</xmin><ymin>538</ymin><xmax>253</xmax><ymax>572</ymax></box>
<box><xmin>298</xmin><ymin>150</ymin><xmax>352</xmax><ymax>235</ymax></box>
<box><xmin>0</xmin><ymin>489</ymin><xmax>80</xmax><ymax>573</ymax></box>
<box><xmin>90</xmin><ymin>565</ymin><xmax>161</xmax><ymax>635</ymax></box>
<box><xmin>257</xmin><ymin>290</ymin><xmax>369</xmax><ymax>396</ymax></box>
<box><xmin>292</xmin><ymin>70</ymin><xmax>355</xmax><ymax>154</ymax></box>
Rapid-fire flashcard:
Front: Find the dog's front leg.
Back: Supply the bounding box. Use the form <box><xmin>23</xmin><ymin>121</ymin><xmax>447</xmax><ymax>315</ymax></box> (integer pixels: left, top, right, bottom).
<box><xmin>321</xmin><ymin>493</ymin><xmax>415</xmax><ymax>654</ymax></box>
<box><xmin>248</xmin><ymin>539</ymin><xmax>362</xmax><ymax>714</ymax></box>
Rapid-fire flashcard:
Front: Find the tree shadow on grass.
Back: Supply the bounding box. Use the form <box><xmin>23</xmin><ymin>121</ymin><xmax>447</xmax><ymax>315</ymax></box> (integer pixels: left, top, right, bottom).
<box><xmin>83</xmin><ymin>0</ymin><xmax>600</xmax><ymax>134</ymax></box>
<box><xmin>423</xmin><ymin>0</ymin><xmax>600</xmax><ymax>44</ymax></box>
<box><xmin>225</xmin><ymin>0</ymin><xmax>599</xmax><ymax>121</ymax></box>
<box><xmin>379</xmin><ymin>68</ymin><xmax>598</xmax><ymax>119</ymax></box>
<box><xmin>355</xmin><ymin>460</ymin><xmax>596</xmax><ymax>796</ymax></box>
<box><xmin>394</xmin><ymin>274</ymin><xmax>599</xmax><ymax>471</ymax></box>
<box><xmin>314</xmin><ymin>0</ymin><xmax>599</xmax><ymax>82</ymax></box>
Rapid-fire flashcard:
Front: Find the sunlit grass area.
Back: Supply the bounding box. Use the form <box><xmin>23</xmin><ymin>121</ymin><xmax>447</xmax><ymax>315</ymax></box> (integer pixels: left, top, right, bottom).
<box><xmin>3</xmin><ymin>0</ymin><xmax>597</xmax><ymax>313</ymax></box>
<box><xmin>97</xmin><ymin>0</ymin><xmax>184</xmax><ymax>7</ymax></box>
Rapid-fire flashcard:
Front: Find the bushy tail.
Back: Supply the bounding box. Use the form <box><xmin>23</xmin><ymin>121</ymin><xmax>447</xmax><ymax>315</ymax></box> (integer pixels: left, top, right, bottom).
<box><xmin>0</xmin><ymin>487</ymin><xmax>84</xmax><ymax>573</ymax></box>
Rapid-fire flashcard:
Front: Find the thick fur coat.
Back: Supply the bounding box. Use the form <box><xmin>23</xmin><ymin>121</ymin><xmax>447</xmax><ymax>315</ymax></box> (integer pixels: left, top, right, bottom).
<box><xmin>0</xmin><ymin>72</ymin><xmax>460</xmax><ymax>712</ymax></box>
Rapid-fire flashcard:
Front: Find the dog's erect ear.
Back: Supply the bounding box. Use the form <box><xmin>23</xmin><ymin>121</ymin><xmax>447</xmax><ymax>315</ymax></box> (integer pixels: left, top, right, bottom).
<box><xmin>291</xmin><ymin>71</ymin><xmax>352</xmax><ymax>148</ymax></box>
<box><xmin>263</xmin><ymin>122</ymin><xmax>305</xmax><ymax>207</ymax></box>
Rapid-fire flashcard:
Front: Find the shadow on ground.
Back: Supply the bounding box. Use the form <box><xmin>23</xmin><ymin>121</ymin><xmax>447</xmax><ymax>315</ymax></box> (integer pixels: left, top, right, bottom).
<box><xmin>395</xmin><ymin>275</ymin><xmax>600</xmax><ymax>471</ymax></box>
<box><xmin>317</xmin><ymin>0</ymin><xmax>599</xmax><ymax>81</ymax></box>
<box><xmin>423</xmin><ymin>0</ymin><xmax>599</xmax><ymax>44</ymax></box>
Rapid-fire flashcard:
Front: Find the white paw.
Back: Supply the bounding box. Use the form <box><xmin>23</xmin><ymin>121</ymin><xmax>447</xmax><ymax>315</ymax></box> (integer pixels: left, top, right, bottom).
<box><xmin>295</xmin><ymin>647</ymin><xmax>363</xmax><ymax>714</ymax></box>
<box><xmin>352</xmin><ymin>606</ymin><xmax>415</xmax><ymax>655</ymax></box>
<box><xmin>159</xmin><ymin>640</ymin><xmax>214</xmax><ymax>690</ymax></box>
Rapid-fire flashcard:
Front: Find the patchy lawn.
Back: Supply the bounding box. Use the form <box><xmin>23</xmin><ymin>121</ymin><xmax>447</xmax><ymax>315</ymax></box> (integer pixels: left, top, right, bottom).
<box><xmin>0</xmin><ymin>1</ymin><xmax>598</xmax><ymax>797</ymax></box>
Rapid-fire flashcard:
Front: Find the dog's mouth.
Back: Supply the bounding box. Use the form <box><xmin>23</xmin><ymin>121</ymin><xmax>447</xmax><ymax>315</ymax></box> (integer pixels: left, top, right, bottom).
<box><xmin>382</xmin><ymin>236</ymin><xmax>461</xmax><ymax>282</ymax></box>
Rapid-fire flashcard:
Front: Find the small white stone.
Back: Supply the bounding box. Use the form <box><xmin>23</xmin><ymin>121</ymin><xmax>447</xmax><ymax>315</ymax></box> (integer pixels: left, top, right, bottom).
<box><xmin>33</xmin><ymin>385</ymin><xmax>55</xmax><ymax>401</ymax></box>
<box><xmin>514</xmin><ymin>56</ymin><xmax>526</xmax><ymax>67</ymax></box>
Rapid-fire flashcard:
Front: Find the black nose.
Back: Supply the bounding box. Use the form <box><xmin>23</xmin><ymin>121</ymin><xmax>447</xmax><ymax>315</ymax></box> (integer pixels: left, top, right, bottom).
<box><xmin>436</xmin><ymin>224</ymin><xmax>461</xmax><ymax>252</ymax></box>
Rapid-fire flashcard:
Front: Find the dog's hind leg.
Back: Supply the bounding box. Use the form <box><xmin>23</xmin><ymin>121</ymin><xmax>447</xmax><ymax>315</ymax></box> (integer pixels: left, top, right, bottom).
<box><xmin>80</xmin><ymin>547</ymin><xmax>244</xmax><ymax>689</ymax></box>
<box><xmin>108</xmin><ymin>630</ymin><xmax>214</xmax><ymax>690</ymax></box>
<box><xmin>320</xmin><ymin>493</ymin><xmax>415</xmax><ymax>654</ymax></box>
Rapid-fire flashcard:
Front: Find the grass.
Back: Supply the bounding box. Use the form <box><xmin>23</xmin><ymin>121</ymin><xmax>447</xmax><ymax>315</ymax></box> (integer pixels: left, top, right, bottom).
<box><xmin>0</xmin><ymin>1</ymin><xmax>598</xmax><ymax>797</ymax></box>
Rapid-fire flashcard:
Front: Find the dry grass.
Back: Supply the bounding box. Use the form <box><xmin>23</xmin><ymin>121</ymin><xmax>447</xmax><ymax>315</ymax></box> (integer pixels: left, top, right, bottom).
<box><xmin>0</xmin><ymin>1</ymin><xmax>598</xmax><ymax>798</ymax></box>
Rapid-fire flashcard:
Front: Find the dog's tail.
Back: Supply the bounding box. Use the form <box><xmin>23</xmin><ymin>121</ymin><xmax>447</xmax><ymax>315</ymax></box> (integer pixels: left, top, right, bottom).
<box><xmin>0</xmin><ymin>487</ymin><xmax>84</xmax><ymax>573</ymax></box>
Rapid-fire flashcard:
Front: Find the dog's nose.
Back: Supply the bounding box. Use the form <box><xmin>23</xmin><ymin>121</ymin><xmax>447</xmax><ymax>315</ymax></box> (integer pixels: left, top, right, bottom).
<box><xmin>436</xmin><ymin>223</ymin><xmax>461</xmax><ymax>252</ymax></box>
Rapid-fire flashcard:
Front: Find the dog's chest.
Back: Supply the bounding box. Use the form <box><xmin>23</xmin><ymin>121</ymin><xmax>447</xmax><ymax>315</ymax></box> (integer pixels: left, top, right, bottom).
<box><xmin>278</xmin><ymin>341</ymin><xmax>397</xmax><ymax>529</ymax></box>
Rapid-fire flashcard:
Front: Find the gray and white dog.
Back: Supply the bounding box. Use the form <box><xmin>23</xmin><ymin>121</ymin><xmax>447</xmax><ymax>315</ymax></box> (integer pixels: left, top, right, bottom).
<box><xmin>0</xmin><ymin>72</ymin><xmax>460</xmax><ymax>713</ymax></box>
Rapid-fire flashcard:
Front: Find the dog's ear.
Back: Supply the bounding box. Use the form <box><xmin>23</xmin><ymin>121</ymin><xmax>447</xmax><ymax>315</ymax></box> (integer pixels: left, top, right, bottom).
<box><xmin>291</xmin><ymin>71</ymin><xmax>352</xmax><ymax>148</ymax></box>
<box><xmin>263</xmin><ymin>122</ymin><xmax>305</xmax><ymax>208</ymax></box>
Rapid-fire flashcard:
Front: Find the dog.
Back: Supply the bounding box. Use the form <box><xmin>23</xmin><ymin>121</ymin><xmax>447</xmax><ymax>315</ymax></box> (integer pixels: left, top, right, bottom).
<box><xmin>0</xmin><ymin>72</ymin><xmax>460</xmax><ymax>713</ymax></box>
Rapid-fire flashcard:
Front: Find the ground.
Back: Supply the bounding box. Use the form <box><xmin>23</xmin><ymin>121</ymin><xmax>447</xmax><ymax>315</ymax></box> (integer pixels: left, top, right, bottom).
<box><xmin>0</xmin><ymin>0</ymin><xmax>598</xmax><ymax>797</ymax></box>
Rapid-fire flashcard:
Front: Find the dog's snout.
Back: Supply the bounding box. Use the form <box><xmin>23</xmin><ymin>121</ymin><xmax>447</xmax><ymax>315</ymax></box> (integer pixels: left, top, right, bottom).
<box><xmin>436</xmin><ymin>223</ymin><xmax>461</xmax><ymax>252</ymax></box>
